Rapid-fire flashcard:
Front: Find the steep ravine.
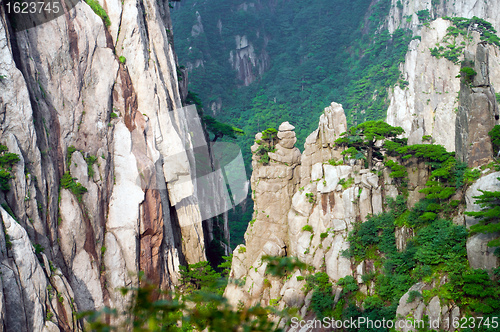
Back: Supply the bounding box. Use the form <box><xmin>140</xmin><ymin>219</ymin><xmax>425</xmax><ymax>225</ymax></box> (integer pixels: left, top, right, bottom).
<box><xmin>0</xmin><ymin>1</ymin><xmax>229</xmax><ymax>331</ymax></box>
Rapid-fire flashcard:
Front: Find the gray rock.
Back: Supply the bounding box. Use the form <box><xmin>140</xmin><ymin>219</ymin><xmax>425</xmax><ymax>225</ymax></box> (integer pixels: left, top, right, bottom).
<box><xmin>279</xmin><ymin>121</ymin><xmax>295</xmax><ymax>131</ymax></box>
<box><xmin>465</xmin><ymin>172</ymin><xmax>500</xmax><ymax>270</ymax></box>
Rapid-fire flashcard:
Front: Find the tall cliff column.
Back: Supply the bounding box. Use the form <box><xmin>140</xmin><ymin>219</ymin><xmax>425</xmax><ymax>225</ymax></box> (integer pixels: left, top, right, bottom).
<box><xmin>224</xmin><ymin>122</ymin><xmax>301</xmax><ymax>306</ymax></box>
<box><xmin>456</xmin><ymin>44</ymin><xmax>500</xmax><ymax>167</ymax></box>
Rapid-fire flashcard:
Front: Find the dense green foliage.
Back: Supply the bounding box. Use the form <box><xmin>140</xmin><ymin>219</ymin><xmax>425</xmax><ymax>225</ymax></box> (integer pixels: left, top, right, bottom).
<box><xmin>444</xmin><ymin>16</ymin><xmax>500</xmax><ymax>47</ymax></box>
<box><xmin>85</xmin><ymin>0</ymin><xmax>111</xmax><ymax>27</ymax></box>
<box><xmin>0</xmin><ymin>144</ymin><xmax>20</xmax><ymax>191</ymax></box>
<box><xmin>85</xmin><ymin>0</ymin><xmax>110</xmax><ymax>26</ymax></box>
<box><xmin>172</xmin><ymin>0</ymin><xmax>412</xmax><ymax>154</ymax></box>
<box><xmin>254</xmin><ymin>128</ymin><xmax>278</xmax><ymax>165</ymax></box>
<box><xmin>489</xmin><ymin>124</ymin><xmax>500</xmax><ymax>157</ymax></box>
<box><xmin>459</xmin><ymin>66</ymin><xmax>477</xmax><ymax>83</ymax></box>
<box><xmin>430</xmin><ymin>16</ymin><xmax>500</xmax><ymax>64</ymax></box>
<box><xmin>60</xmin><ymin>172</ymin><xmax>88</xmax><ymax>202</ymax></box>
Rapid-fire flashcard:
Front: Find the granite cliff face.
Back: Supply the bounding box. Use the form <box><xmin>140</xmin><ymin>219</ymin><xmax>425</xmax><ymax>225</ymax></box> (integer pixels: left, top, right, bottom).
<box><xmin>386</xmin><ymin>18</ymin><xmax>500</xmax><ymax>152</ymax></box>
<box><xmin>0</xmin><ymin>1</ymin><xmax>229</xmax><ymax>330</ymax></box>
<box><xmin>225</xmin><ymin>102</ymin><xmax>498</xmax><ymax>330</ymax></box>
<box><xmin>385</xmin><ymin>0</ymin><xmax>500</xmax><ymax>152</ymax></box>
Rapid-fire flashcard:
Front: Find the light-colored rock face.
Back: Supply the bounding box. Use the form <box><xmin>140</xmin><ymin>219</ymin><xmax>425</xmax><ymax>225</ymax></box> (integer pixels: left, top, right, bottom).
<box><xmin>464</xmin><ymin>172</ymin><xmax>500</xmax><ymax>270</ymax></box>
<box><xmin>456</xmin><ymin>46</ymin><xmax>500</xmax><ymax>167</ymax></box>
<box><xmin>229</xmin><ymin>34</ymin><xmax>270</xmax><ymax>86</ymax></box>
<box><xmin>0</xmin><ymin>0</ymin><xmax>230</xmax><ymax>330</ymax></box>
<box><xmin>387</xmin><ymin>0</ymin><xmax>500</xmax><ymax>35</ymax></box>
<box><xmin>396</xmin><ymin>281</ymin><xmax>462</xmax><ymax>332</ymax></box>
<box><xmin>386</xmin><ymin>18</ymin><xmax>500</xmax><ymax>153</ymax></box>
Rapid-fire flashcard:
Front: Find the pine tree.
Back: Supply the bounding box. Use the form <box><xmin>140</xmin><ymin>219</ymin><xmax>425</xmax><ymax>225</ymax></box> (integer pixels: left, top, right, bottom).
<box><xmin>335</xmin><ymin>120</ymin><xmax>404</xmax><ymax>169</ymax></box>
<box><xmin>465</xmin><ymin>179</ymin><xmax>500</xmax><ymax>255</ymax></box>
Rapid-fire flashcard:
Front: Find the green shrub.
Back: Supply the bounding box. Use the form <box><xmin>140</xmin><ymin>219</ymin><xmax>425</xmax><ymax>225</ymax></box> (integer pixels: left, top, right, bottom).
<box><xmin>337</xmin><ymin>275</ymin><xmax>359</xmax><ymax>295</ymax></box>
<box><xmin>416</xmin><ymin>10</ymin><xmax>430</xmax><ymax>23</ymax></box>
<box><xmin>304</xmin><ymin>272</ymin><xmax>335</xmax><ymax>319</ymax></box>
<box><xmin>465</xmin><ymin>181</ymin><xmax>500</xmax><ymax>254</ymax></box>
<box><xmin>0</xmin><ymin>169</ymin><xmax>13</xmax><ymax>191</ymax></box>
<box><xmin>0</xmin><ymin>145</ymin><xmax>20</xmax><ymax>191</ymax></box>
<box><xmin>60</xmin><ymin>172</ymin><xmax>88</xmax><ymax>202</ymax></box>
<box><xmin>406</xmin><ymin>290</ymin><xmax>422</xmax><ymax>303</ymax></box>
<box><xmin>320</xmin><ymin>232</ymin><xmax>328</xmax><ymax>239</ymax></box>
<box><xmin>459</xmin><ymin>66</ymin><xmax>477</xmax><ymax>83</ymax></box>
<box><xmin>110</xmin><ymin>112</ymin><xmax>118</xmax><ymax>119</ymax></box>
<box><xmin>179</xmin><ymin>261</ymin><xmax>222</xmax><ymax>293</ymax></box>
<box><xmin>302</xmin><ymin>225</ymin><xmax>313</xmax><ymax>232</ymax></box>
<box><xmin>85</xmin><ymin>155</ymin><xmax>98</xmax><ymax>178</ymax></box>
<box><xmin>385</xmin><ymin>160</ymin><xmax>408</xmax><ymax>179</ymax></box>
<box><xmin>85</xmin><ymin>0</ymin><xmax>111</xmax><ymax>27</ymax></box>
<box><xmin>489</xmin><ymin>125</ymin><xmax>500</xmax><ymax>157</ymax></box>
<box><xmin>328</xmin><ymin>159</ymin><xmax>343</xmax><ymax>166</ymax></box>
<box><xmin>305</xmin><ymin>192</ymin><xmax>315</xmax><ymax>204</ymax></box>
<box><xmin>118</xmin><ymin>56</ymin><xmax>126</xmax><ymax>64</ymax></box>
<box><xmin>422</xmin><ymin>135</ymin><xmax>432</xmax><ymax>141</ymax></box>
<box><xmin>66</xmin><ymin>145</ymin><xmax>77</xmax><ymax>165</ymax></box>
<box><xmin>33</xmin><ymin>244</ymin><xmax>44</xmax><ymax>255</ymax></box>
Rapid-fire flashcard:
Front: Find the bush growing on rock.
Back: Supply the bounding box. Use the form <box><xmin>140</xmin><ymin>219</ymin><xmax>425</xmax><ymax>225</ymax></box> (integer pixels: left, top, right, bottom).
<box><xmin>0</xmin><ymin>144</ymin><xmax>20</xmax><ymax>191</ymax></box>
<box><xmin>335</xmin><ymin>120</ymin><xmax>404</xmax><ymax>169</ymax></box>
<box><xmin>465</xmin><ymin>181</ymin><xmax>500</xmax><ymax>255</ymax></box>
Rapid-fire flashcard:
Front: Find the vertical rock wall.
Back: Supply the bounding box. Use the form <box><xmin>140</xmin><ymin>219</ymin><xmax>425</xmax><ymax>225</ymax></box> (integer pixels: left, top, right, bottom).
<box><xmin>0</xmin><ymin>1</ymin><xmax>229</xmax><ymax>330</ymax></box>
<box><xmin>456</xmin><ymin>44</ymin><xmax>499</xmax><ymax>167</ymax></box>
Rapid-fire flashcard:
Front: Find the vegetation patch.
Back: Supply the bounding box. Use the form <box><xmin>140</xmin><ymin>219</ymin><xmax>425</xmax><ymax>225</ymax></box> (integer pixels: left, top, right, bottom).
<box><xmin>302</xmin><ymin>225</ymin><xmax>313</xmax><ymax>232</ymax></box>
<box><xmin>255</xmin><ymin>128</ymin><xmax>278</xmax><ymax>165</ymax></box>
<box><xmin>85</xmin><ymin>155</ymin><xmax>98</xmax><ymax>178</ymax></box>
<box><xmin>85</xmin><ymin>0</ymin><xmax>111</xmax><ymax>27</ymax></box>
<box><xmin>0</xmin><ymin>145</ymin><xmax>20</xmax><ymax>191</ymax></box>
<box><xmin>430</xmin><ymin>17</ymin><xmax>500</xmax><ymax>64</ymax></box>
<box><xmin>60</xmin><ymin>172</ymin><xmax>88</xmax><ymax>202</ymax></box>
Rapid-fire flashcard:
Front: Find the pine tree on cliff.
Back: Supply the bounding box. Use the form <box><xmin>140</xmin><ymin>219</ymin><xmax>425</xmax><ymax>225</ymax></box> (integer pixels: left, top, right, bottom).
<box><xmin>465</xmin><ymin>181</ymin><xmax>500</xmax><ymax>255</ymax></box>
<box><xmin>335</xmin><ymin>120</ymin><xmax>404</xmax><ymax>169</ymax></box>
<box><xmin>202</xmin><ymin>115</ymin><xmax>244</xmax><ymax>142</ymax></box>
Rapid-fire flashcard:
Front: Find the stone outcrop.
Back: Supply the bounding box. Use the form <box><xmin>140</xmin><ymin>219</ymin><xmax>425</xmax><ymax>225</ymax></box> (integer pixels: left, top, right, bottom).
<box><xmin>229</xmin><ymin>34</ymin><xmax>270</xmax><ymax>87</ymax></box>
<box><xmin>456</xmin><ymin>45</ymin><xmax>499</xmax><ymax>167</ymax></box>
<box><xmin>387</xmin><ymin>0</ymin><xmax>500</xmax><ymax>35</ymax></box>
<box><xmin>225</xmin><ymin>100</ymin><xmax>498</xmax><ymax>330</ymax></box>
<box><xmin>386</xmin><ymin>18</ymin><xmax>500</xmax><ymax>153</ymax></box>
<box><xmin>225</xmin><ymin>103</ymin><xmax>399</xmax><ymax>312</ymax></box>
<box><xmin>0</xmin><ymin>1</ymin><xmax>230</xmax><ymax>330</ymax></box>
<box><xmin>464</xmin><ymin>172</ymin><xmax>500</xmax><ymax>271</ymax></box>
<box><xmin>395</xmin><ymin>281</ymin><xmax>461</xmax><ymax>332</ymax></box>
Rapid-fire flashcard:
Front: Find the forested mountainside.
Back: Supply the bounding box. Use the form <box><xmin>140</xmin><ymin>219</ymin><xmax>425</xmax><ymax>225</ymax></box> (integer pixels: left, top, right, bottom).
<box><xmin>172</xmin><ymin>0</ymin><xmax>500</xmax><ymax>245</ymax></box>
<box><xmin>0</xmin><ymin>0</ymin><xmax>499</xmax><ymax>331</ymax></box>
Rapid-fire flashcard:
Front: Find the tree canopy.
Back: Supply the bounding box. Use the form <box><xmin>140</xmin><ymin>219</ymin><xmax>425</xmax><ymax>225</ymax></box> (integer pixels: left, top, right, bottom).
<box><xmin>202</xmin><ymin>115</ymin><xmax>244</xmax><ymax>142</ymax></box>
<box><xmin>335</xmin><ymin>120</ymin><xmax>404</xmax><ymax>168</ymax></box>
